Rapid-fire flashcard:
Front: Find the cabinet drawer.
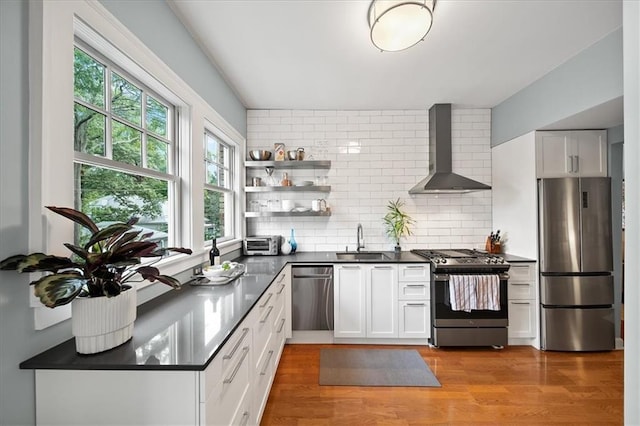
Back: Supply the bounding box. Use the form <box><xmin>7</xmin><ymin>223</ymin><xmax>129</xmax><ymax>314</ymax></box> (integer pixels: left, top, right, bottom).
<box><xmin>399</xmin><ymin>264</ymin><xmax>430</xmax><ymax>282</ymax></box>
<box><xmin>253</xmin><ymin>291</ymin><xmax>275</xmax><ymax>372</ymax></box>
<box><xmin>509</xmin><ymin>263</ymin><xmax>535</xmax><ymax>282</ymax></box>
<box><xmin>201</xmin><ymin>321</ymin><xmax>251</xmax><ymax>403</ymax></box>
<box><xmin>508</xmin><ymin>281</ymin><xmax>536</xmax><ymax>300</ymax></box>
<box><xmin>203</xmin><ymin>345</ymin><xmax>251</xmax><ymax>425</ymax></box>
<box><xmin>398</xmin><ymin>281</ymin><xmax>429</xmax><ymax>300</ymax></box>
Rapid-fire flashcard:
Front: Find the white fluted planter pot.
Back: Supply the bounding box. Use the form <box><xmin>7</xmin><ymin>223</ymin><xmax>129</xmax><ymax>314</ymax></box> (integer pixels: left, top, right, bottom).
<box><xmin>71</xmin><ymin>288</ymin><xmax>137</xmax><ymax>354</ymax></box>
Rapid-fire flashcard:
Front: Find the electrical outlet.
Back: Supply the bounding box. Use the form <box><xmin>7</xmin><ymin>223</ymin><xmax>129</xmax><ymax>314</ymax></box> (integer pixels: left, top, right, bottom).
<box><xmin>192</xmin><ymin>266</ymin><xmax>202</xmax><ymax>276</ymax></box>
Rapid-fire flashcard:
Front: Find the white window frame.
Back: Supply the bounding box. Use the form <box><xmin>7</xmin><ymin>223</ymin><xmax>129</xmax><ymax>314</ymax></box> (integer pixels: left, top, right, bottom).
<box><xmin>204</xmin><ymin>126</ymin><xmax>238</xmax><ymax>245</ymax></box>
<box><xmin>73</xmin><ymin>41</ymin><xmax>180</xmax><ymax>248</ymax></box>
<box><xmin>28</xmin><ymin>0</ymin><xmax>245</xmax><ymax>329</ymax></box>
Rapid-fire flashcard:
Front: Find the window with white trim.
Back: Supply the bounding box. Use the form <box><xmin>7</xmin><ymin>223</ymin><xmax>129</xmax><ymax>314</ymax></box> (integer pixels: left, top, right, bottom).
<box><xmin>204</xmin><ymin>129</ymin><xmax>235</xmax><ymax>243</ymax></box>
<box><xmin>73</xmin><ymin>43</ymin><xmax>178</xmax><ymax>248</ymax></box>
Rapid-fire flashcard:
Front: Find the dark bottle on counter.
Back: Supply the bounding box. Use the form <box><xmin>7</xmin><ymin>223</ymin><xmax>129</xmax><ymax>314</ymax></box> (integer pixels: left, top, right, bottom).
<box><xmin>209</xmin><ymin>237</ymin><xmax>221</xmax><ymax>266</ymax></box>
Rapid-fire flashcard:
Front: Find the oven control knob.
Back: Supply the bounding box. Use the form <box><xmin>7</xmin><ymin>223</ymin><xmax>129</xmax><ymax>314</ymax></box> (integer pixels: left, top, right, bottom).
<box><xmin>485</xmin><ymin>258</ymin><xmax>492</xmax><ymax>264</ymax></box>
<box><xmin>498</xmin><ymin>257</ymin><xmax>505</xmax><ymax>263</ymax></box>
<box><xmin>441</xmin><ymin>258</ymin><xmax>447</xmax><ymax>264</ymax></box>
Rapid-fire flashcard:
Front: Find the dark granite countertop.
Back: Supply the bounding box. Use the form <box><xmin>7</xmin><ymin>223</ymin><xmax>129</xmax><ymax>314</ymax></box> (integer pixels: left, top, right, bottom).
<box><xmin>19</xmin><ymin>250</ymin><xmax>530</xmax><ymax>371</ymax></box>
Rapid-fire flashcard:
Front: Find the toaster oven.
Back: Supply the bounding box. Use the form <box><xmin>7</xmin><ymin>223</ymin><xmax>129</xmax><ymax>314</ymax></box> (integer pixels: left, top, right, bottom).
<box><xmin>243</xmin><ymin>236</ymin><xmax>280</xmax><ymax>255</ymax></box>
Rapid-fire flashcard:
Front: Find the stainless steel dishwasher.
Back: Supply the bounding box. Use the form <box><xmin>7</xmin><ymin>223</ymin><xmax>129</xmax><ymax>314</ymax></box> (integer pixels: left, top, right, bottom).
<box><xmin>291</xmin><ymin>265</ymin><xmax>334</xmax><ymax>330</ymax></box>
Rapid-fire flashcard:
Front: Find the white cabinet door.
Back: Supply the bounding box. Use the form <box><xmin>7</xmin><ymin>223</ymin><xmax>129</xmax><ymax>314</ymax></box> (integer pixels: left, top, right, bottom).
<box><xmin>536</xmin><ymin>130</ymin><xmax>607</xmax><ymax>178</ymax></box>
<box><xmin>574</xmin><ymin>130</ymin><xmax>607</xmax><ymax>176</ymax></box>
<box><xmin>366</xmin><ymin>265</ymin><xmax>398</xmax><ymax>338</ymax></box>
<box><xmin>398</xmin><ymin>301</ymin><xmax>430</xmax><ymax>338</ymax></box>
<box><xmin>334</xmin><ymin>265</ymin><xmax>366</xmax><ymax>338</ymax></box>
<box><xmin>508</xmin><ymin>300</ymin><xmax>536</xmax><ymax>338</ymax></box>
<box><xmin>507</xmin><ymin>262</ymin><xmax>537</xmax><ymax>341</ymax></box>
<box><xmin>536</xmin><ymin>131</ymin><xmax>572</xmax><ymax>177</ymax></box>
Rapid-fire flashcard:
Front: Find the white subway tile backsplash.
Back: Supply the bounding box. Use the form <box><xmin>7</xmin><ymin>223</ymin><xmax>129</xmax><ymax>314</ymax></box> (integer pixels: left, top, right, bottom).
<box><xmin>246</xmin><ymin>107</ymin><xmax>493</xmax><ymax>252</ymax></box>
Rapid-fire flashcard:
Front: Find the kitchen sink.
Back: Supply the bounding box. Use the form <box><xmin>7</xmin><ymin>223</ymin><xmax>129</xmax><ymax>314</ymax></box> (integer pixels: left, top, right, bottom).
<box><xmin>335</xmin><ymin>252</ymin><xmax>390</xmax><ymax>261</ymax></box>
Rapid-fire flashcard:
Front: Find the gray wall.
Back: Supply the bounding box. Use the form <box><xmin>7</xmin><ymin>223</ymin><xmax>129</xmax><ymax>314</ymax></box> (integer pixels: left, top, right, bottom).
<box><xmin>0</xmin><ymin>1</ymin><xmax>245</xmax><ymax>424</ymax></box>
<box><xmin>99</xmin><ymin>0</ymin><xmax>247</xmax><ymax>136</ymax></box>
<box><xmin>492</xmin><ymin>29</ymin><xmax>623</xmax><ymax>146</ymax></box>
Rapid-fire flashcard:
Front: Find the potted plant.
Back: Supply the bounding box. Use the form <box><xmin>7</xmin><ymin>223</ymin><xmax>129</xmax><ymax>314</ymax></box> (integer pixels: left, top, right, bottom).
<box><xmin>383</xmin><ymin>198</ymin><xmax>415</xmax><ymax>253</ymax></box>
<box><xmin>0</xmin><ymin>206</ymin><xmax>192</xmax><ymax>354</ymax></box>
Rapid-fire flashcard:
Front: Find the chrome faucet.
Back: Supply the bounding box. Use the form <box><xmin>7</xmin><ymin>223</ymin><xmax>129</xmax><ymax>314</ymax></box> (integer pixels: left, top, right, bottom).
<box><xmin>356</xmin><ymin>223</ymin><xmax>365</xmax><ymax>252</ymax></box>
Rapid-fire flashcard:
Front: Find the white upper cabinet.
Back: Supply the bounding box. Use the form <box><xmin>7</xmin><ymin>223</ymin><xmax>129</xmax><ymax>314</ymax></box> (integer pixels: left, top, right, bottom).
<box><xmin>535</xmin><ymin>130</ymin><xmax>607</xmax><ymax>178</ymax></box>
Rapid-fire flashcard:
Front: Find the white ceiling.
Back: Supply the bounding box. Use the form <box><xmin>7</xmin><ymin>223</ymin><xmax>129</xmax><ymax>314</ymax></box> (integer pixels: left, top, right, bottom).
<box><xmin>169</xmin><ymin>0</ymin><xmax>622</xmax><ymax>116</ymax></box>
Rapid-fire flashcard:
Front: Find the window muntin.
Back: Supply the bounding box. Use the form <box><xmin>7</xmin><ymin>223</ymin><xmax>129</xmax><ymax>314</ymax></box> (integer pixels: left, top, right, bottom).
<box><xmin>73</xmin><ymin>44</ymin><xmax>177</xmax><ymax>247</ymax></box>
<box><xmin>204</xmin><ymin>130</ymin><xmax>234</xmax><ymax>242</ymax></box>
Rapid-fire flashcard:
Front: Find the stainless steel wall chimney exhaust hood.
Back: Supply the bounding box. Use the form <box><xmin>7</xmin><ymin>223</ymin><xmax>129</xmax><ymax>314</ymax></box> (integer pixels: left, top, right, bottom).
<box><xmin>409</xmin><ymin>103</ymin><xmax>491</xmax><ymax>194</ymax></box>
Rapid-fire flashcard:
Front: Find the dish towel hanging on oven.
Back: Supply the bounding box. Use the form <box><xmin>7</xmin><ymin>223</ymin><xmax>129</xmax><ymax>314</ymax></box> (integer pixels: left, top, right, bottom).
<box><xmin>449</xmin><ymin>275</ymin><xmax>500</xmax><ymax>312</ymax></box>
<box><xmin>449</xmin><ymin>275</ymin><xmax>476</xmax><ymax>312</ymax></box>
<box><xmin>476</xmin><ymin>274</ymin><xmax>500</xmax><ymax>311</ymax></box>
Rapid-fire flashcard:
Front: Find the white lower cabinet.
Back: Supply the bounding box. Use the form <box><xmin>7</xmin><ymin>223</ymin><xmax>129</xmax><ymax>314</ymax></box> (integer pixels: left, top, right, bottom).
<box><xmin>508</xmin><ymin>300</ymin><xmax>536</xmax><ymax>338</ymax></box>
<box><xmin>334</xmin><ymin>264</ymin><xmax>397</xmax><ymax>338</ymax></box>
<box><xmin>367</xmin><ymin>265</ymin><xmax>398</xmax><ymax>338</ymax></box>
<box><xmin>33</xmin><ymin>267</ymin><xmax>291</xmax><ymax>426</ymax></box>
<box><xmin>334</xmin><ymin>264</ymin><xmax>367</xmax><ymax>338</ymax></box>
<box><xmin>507</xmin><ymin>262</ymin><xmax>537</xmax><ymax>342</ymax></box>
<box><xmin>251</xmin><ymin>266</ymin><xmax>288</xmax><ymax>425</ymax></box>
<box><xmin>397</xmin><ymin>264</ymin><xmax>430</xmax><ymax>339</ymax></box>
<box><xmin>335</xmin><ymin>263</ymin><xmax>429</xmax><ymax>341</ymax></box>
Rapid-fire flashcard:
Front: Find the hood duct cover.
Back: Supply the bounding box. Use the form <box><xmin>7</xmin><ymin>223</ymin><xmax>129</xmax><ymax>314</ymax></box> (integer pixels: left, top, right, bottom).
<box><xmin>409</xmin><ymin>103</ymin><xmax>491</xmax><ymax>194</ymax></box>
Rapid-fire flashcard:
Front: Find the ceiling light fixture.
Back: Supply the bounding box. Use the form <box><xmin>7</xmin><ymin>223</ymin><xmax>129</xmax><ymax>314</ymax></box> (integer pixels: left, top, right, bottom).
<box><xmin>368</xmin><ymin>0</ymin><xmax>435</xmax><ymax>52</ymax></box>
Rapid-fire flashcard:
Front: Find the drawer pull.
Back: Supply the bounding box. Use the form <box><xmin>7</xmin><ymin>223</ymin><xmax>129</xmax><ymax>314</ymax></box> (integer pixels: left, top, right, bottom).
<box><xmin>341</xmin><ymin>265</ymin><xmax>361</xmax><ymax>269</ymax></box>
<box><xmin>511</xmin><ymin>302</ymin><xmax>531</xmax><ymax>305</ymax></box>
<box><xmin>374</xmin><ymin>266</ymin><xmax>393</xmax><ymax>269</ymax></box>
<box><xmin>240</xmin><ymin>411</ymin><xmax>250</xmax><ymax>426</ymax></box>
<box><xmin>405</xmin><ymin>284</ymin><xmax>425</xmax><ymax>288</ymax></box>
<box><xmin>223</xmin><ymin>346</ymin><xmax>249</xmax><ymax>384</ymax></box>
<box><xmin>406</xmin><ymin>303</ymin><xmax>425</xmax><ymax>306</ymax></box>
<box><xmin>277</xmin><ymin>318</ymin><xmax>286</xmax><ymax>333</ymax></box>
<box><xmin>277</xmin><ymin>274</ymin><xmax>286</xmax><ymax>284</ymax></box>
<box><xmin>260</xmin><ymin>306</ymin><xmax>274</xmax><ymax>324</ymax></box>
<box><xmin>405</xmin><ymin>265</ymin><xmax>425</xmax><ymax>269</ymax></box>
<box><xmin>259</xmin><ymin>293</ymin><xmax>273</xmax><ymax>308</ymax></box>
<box><xmin>223</xmin><ymin>328</ymin><xmax>249</xmax><ymax>360</ymax></box>
<box><xmin>277</xmin><ymin>283</ymin><xmax>286</xmax><ymax>294</ymax></box>
<box><xmin>511</xmin><ymin>283</ymin><xmax>531</xmax><ymax>286</ymax></box>
<box><xmin>260</xmin><ymin>350</ymin><xmax>274</xmax><ymax>376</ymax></box>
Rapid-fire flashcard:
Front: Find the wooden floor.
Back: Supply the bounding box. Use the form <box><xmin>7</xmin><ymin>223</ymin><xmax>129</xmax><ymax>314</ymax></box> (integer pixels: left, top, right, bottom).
<box><xmin>261</xmin><ymin>344</ymin><xmax>623</xmax><ymax>425</ymax></box>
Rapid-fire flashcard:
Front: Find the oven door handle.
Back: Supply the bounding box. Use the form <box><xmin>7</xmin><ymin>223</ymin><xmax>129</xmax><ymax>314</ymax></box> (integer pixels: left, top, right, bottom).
<box><xmin>434</xmin><ymin>273</ymin><xmax>510</xmax><ymax>281</ymax></box>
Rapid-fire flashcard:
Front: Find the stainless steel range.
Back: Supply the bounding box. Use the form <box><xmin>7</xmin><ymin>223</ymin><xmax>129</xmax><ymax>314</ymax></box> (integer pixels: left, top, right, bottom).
<box><xmin>411</xmin><ymin>249</ymin><xmax>511</xmax><ymax>348</ymax></box>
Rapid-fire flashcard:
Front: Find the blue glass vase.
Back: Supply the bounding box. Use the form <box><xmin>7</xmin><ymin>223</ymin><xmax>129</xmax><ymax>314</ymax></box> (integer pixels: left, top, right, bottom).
<box><xmin>289</xmin><ymin>228</ymin><xmax>297</xmax><ymax>253</ymax></box>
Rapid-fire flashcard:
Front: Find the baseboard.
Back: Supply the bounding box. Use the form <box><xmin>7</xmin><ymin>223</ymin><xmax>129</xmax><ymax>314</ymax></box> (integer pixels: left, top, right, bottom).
<box><xmin>287</xmin><ymin>330</ymin><xmax>334</xmax><ymax>344</ymax></box>
<box><xmin>286</xmin><ymin>331</ymin><xmax>429</xmax><ymax>346</ymax></box>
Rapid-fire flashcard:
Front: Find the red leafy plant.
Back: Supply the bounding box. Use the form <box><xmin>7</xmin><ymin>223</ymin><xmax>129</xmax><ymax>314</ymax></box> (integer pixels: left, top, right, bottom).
<box><xmin>0</xmin><ymin>206</ymin><xmax>192</xmax><ymax>308</ymax></box>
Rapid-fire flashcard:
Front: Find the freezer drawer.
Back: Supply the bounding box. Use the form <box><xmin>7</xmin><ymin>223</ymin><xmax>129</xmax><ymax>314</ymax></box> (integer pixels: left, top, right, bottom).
<box><xmin>541</xmin><ymin>307</ymin><xmax>614</xmax><ymax>351</ymax></box>
<box><xmin>540</xmin><ymin>275</ymin><xmax>613</xmax><ymax>306</ymax></box>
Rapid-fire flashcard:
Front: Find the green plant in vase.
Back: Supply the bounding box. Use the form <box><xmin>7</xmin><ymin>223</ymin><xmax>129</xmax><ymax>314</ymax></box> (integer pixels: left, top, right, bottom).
<box><xmin>0</xmin><ymin>206</ymin><xmax>192</xmax><ymax>354</ymax></box>
<box><xmin>383</xmin><ymin>198</ymin><xmax>415</xmax><ymax>253</ymax></box>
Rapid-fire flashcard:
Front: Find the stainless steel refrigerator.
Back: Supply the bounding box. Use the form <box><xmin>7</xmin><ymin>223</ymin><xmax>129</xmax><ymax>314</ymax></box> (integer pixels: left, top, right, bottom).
<box><xmin>539</xmin><ymin>177</ymin><xmax>615</xmax><ymax>351</ymax></box>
